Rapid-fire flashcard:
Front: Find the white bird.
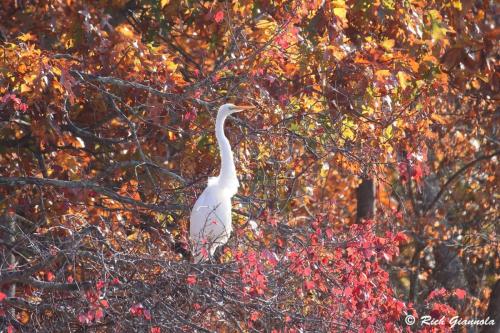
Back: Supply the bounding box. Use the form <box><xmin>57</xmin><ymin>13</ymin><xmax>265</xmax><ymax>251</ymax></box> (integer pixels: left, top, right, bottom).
<box><xmin>190</xmin><ymin>103</ymin><xmax>254</xmax><ymax>263</ymax></box>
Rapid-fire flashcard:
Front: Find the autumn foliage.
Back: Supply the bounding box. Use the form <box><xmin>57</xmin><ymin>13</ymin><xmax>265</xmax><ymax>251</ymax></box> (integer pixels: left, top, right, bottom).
<box><xmin>0</xmin><ymin>1</ymin><xmax>498</xmax><ymax>332</ymax></box>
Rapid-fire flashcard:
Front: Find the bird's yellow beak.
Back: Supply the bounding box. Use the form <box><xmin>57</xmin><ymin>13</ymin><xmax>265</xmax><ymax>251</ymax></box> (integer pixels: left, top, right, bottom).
<box><xmin>233</xmin><ymin>105</ymin><xmax>255</xmax><ymax>111</ymax></box>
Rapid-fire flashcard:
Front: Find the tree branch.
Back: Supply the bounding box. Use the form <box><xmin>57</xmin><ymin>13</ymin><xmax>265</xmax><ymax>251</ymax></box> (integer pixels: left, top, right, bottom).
<box><xmin>424</xmin><ymin>150</ymin><xmax>500</xmax><ymax>214</ymax></box>
<box><xmin>0</xmin><ymin>176</ymin><xmax>186</xmax><ymax>212</ymax></box>
<box><xmin>70</xmin><ymin>70</ymin><xmax>180</xmax><ymax>101</ymax></box>
<box><xmin>26</xmin><ymin>277</ymin><xmax>93</xmax><ymax>291</ymax></box>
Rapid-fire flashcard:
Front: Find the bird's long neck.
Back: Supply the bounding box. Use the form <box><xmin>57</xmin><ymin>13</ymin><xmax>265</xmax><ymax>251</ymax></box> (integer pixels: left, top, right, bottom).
<box><xmin>215</xmin><ymin>113</ymin><xmax>238</xmax><ymax>190</ymax></box>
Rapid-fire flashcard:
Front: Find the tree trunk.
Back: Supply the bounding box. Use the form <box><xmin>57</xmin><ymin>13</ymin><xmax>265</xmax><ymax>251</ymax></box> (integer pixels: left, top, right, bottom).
<box><xmin>481</xmin><ymin>279</ymin><xmax>500</xmax><ymax>333</ymax></box>
<box><xmin>356</xmin><ymin>177</ymin><xmax>375</xmax><ymax>223</ymax></box>
<box><xmin>433</xmin><ymin>243</ymin><xmax>468</xmax><ymax>290</ymax></box>
<box><xmin>423</xmin><ymin>175</ymin><xmax>469</xmax><ymax>307</ymax></box>
<box><xmin>2</xmin><ymin>212</ymin><xmax>17</xmax><ymax>319</ymax></box>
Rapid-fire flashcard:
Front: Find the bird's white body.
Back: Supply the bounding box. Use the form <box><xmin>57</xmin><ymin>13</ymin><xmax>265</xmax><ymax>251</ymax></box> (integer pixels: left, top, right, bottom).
<box><xmin>190</xmin><ymin>104</ymin><xmax>252</xmax><ymax>263</ymax></box>
<box><xmin>190</xmin><ymin>177</ymin><xmax>234</xmax><ymax>262</ymax></box>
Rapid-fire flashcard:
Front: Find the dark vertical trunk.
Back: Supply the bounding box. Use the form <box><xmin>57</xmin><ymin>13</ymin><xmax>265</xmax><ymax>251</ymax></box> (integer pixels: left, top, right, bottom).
<box><xmin>356</xmin><ymin>177</ymin><xmax>375</xmax><ymax>223</ymax></box>
<box><xmin>2</xmin><ymin>212</ymin><xmax>17</xmax><ymax>319</ymax></box>
<box><xmin>423</xmin><ymin>175</ymin><xmax>469</xmax><ymax>306</ymax></box>
<box><xmin>433</xmin><ymin>243</ymin><xmax>468</xmax><ymax>291</ymax></box>
<box><xmin>408</xmin><ymin>242</ymin><xmax>424</xmax><ymax>304</ymax></box>
<box><xmin>433</xmin><ymin>242</ymin><xmax>469</xmax><ymax>311</ymax></box>
<box><xmin>482</xmin><ymin>279</ymin><xmax>500</xmax><ymax>333</ymax></box>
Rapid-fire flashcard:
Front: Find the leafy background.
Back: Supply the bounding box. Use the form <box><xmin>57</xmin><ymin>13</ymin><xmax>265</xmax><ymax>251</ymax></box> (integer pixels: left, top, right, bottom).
<box><xmin>0</xmin><ymin>0</ymin><xmax>498</xmax><ymax>332</ymax></box>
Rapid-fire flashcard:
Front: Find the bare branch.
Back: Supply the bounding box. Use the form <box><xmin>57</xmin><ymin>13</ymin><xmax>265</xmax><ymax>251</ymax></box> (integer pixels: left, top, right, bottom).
<box><xmin>424</xmin><ymin>150</ymin><xmax>500</xmax><ymax>214</ymax></box>
<box><xmin>70</xmin><ymin>70</ymin><xmax>181</xmax><ymax>101</ymax></box>
<box><xmin>0</xmin><ymin>176</ymin><xmax>186</xmax><ymax>212</ymax></box>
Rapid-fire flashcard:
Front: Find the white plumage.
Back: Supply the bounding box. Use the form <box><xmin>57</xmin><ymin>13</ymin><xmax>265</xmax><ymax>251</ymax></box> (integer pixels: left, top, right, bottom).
<box><xmin>190</xmin><ymin>104</ymin><xmax>254</xmax><ymax>263</ymax></box>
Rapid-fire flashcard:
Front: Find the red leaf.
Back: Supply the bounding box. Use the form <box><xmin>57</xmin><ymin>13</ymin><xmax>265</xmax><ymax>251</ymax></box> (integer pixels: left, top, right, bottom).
<box><xmin>78</xmin><ymin>312</ymin><xmax>91</xmax><ymax>325</ymax></box>
<box><xmin>186</xmin><ymin>275</ymin><xmax>197</xmax><ymax>286</ymax></box>
<box><xmin>85</xmin><ymin>290</ymin><xmax>98</xmax><ymax>304</ymax></box>
<box><xmin>250</xmin><ymin>311</ymin><xmax>260</xmax><ymax>321</ymax></box>
<box><xmin>96</xmin><ymin>280</ymin><xmax>105</xmax><ymax>290</ymax></box>
<box><xmin>86</xmin><ymin>310</ymin><xmax>95</xmax><ymax>322</ymax></box>
<box><xmin>304</xmin><ymin>280</ymin><xmax>315</xmax><ymax>290</ymax></box>
<box><xmin>94</xmin><ymin>308</ymin><xmax>104</xmax><ymax>321</ymax></box>
<box><xmin>143</xmin><ymin>309</ymin><xmax>152</xmax><ymax>320</ymax></box>
<box><xmin>428</xmin><ymin>287</ymin><xmax>447</xmax><ymax>300</ymax></box>
<box><xmin>45</xmin><ymin>271</ymin><xmax>55</xmax><ymax>282</ymax></box>
<box><xmin>0</xmin><ymin>292</ymin><xmax>7</xmax><ymax>301</ymax></box>
<box><xmin>214</xmin><ymin>11</ymin><xmax>224</xmax><ymax>23</ymax></box>
<box><xmin>411</xmin><ymin>163</ymin><xmax>424</xmax><ymax>183</ymax></box>
<box><xmin>200</xmin><ymin>247</ymin><xmax>208</xmax><ymax>259</ymax></box>
<box><xmin>151</xmin><ymin>327</ymin><xmax>161</xmax><ymax>333</ymax></box>
<box><xmin>100</xmin><ymin>299</ymin><xmax>110</xmax><ymax>308</ymax></box>
<box><xmin>7</xmin><ymin>325</ymin><xmax>14</xmax><ymax>333</ymax></box>
<box><xmin>1</xmin><ymin>93</ymin><xmax>11</xmax><ymax>103</ymax></box>
<box><xmin>454</xmin><ymin>288</ymin><xmax>466</xmax><ymax>300</ymax></box>
<box><xmin>130</xmin><ymin>303</ymin><xmax>144</xmax><ymax>316</ymax></box>
<box><xmin>394</xmin><ymin>232</ymin><xmax>409</xmax><ymax>244</ymax></box>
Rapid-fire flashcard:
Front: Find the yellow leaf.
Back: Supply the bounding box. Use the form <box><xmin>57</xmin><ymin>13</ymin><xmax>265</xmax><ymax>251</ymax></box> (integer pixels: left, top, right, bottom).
<box><xmin>431</xmin><ymin>23</ymin><xmax>448</xmax><ymax>40</ymax></box>
<box><xmin>20</xmin><ymin>84</ymin><xmax>32</xmax><ymax>93</ymax></box>
<box><xmin>471</xmin><ymin>79</ymin><xmax>480</xmax><ymax>89</ymax></box>
<box><xmin>65</xmin><ymin>38</ymin><xmax>75</xmax><ymax>49</ymax></box>
<box><xmin>362</xmin><ymin>104</ymin><xmax>374</xmax><ymax>115</ymax></box>
<box><xmin>428</xmin><ymin>10</ymin><xmax>448</xmax><ymax>41</ymax></box>
<box><xmin>428</xmin><ymin>9</ymin><xmax>442</xmax><ymax>20</ymax></box>
<box><xmin>375</xmin><ymin>69</ymin><xmax>391</xmax><ymax>81</ymax></box>
<box><xmin>166</xmin><ymin>60</ymin><xmax>178</xmax><ymax>72</ymax></box>
<box><xmin>381</xmin><ymin>39</ymin><xmax>395</xmax><ymax>52</ymax></box>
<box><xmin>452</xmin><ymin>0</ymin><xmax>462</xmax><ymax>10</ymax></box>
<box><xmin>17</xmin><ymin>33</ymin><xmax>37</xmax><ymax>42</ymax></box>
<box><xmin>161</xmin><ymin>0</ymin><xmax>170</xmax><ymax>7</ymax></box>
<box><xmin>333</xmin><ymin>8</ymin><xmax>347</xmax><ymax>21</ymax></box>
<box><xmin>383</xmin><ymin>125</ymin><xmax>393</xmax><ymax>139</ymax></box>
<box><xmin>24</xmin><ymin>74</ymin><xmax>38</xmax><ymax>85</ymax></box>
<box><xmin>18</xmin><ymin>63</ymin><xmax>28</xmax><ymax>74</ymax></box>
<box><xmin>341</xmin><ymin>118</ymin><xmax>356</xmax><ymax>140</ymax></box>
<box><xmin>51</xmin><ymin>80</ymin><xmax>64</xmax><ymax>93</ymax></box>
<box><xmin>382</xmin><ymin>0</ymin><xmax>395</xmax><ymax>10</ymax></box>
<box><xmin>127</xmin><ymin>230</ymin><xmax>139</xmax><ymax>241</ymax></box>
<box><xmin>431</xmin><ymin>113</ymin><xmax>447</xmax><ymax>124</ymax></box>
<box><xmin>51</xmin><ymin>67</ymin><xmax>62</xmax><ymax>76</ymax></box>
<box><xmin>18</xmin><ymin>310</ymin><xmax>30</xmax><ymax>324</ymax></box>
<box><xmin>407</xmin><ymin>58</ymin><xmax>420</xmax><ymax>72</ymax></box>
<box><xmin>397</xmin><ymin>71</ymin><xmax>410</xmax><ymax>90</ymax></box>
<box><xmin>154</xmin><ymin>212</ymin><xmax>166</xmax><ymax>223</ymax></box>
<box><xmin>116</xmin><ymin>24</ymin><xmax>135</xmax><ymax>39</ymax></box>
<box><xmin>255</xmin><ymin>19</ymin><xmax>276</xmax><ymax>30</ymax></box>
<box><xmin>319</xmin><ymin>162</ymin><xmax>330</xmax><ymax>178</ymax></box>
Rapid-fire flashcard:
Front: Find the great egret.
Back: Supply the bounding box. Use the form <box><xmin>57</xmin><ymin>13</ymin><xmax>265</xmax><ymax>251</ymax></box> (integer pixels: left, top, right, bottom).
<box><xmin>190</xmin><ymin>103</ymin><xmax>254</xmax><ymax>263</ymax></box>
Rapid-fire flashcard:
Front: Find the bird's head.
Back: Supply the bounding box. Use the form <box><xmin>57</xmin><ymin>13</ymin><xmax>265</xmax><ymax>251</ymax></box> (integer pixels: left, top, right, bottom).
<box><xmin>218</xmin><ymin>103</ymin><xmax>255</xmax><ymax>117</ymax></box>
